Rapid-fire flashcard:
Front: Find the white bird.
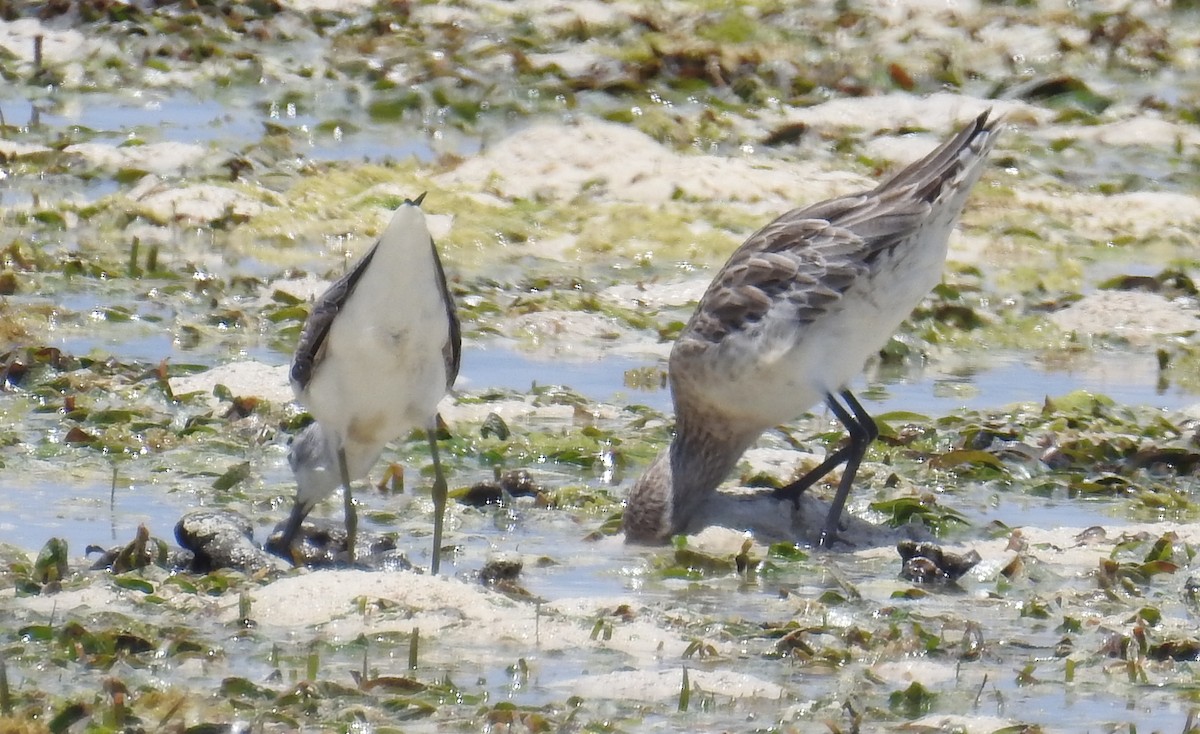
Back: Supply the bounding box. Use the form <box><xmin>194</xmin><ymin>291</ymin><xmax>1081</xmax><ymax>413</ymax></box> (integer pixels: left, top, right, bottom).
<box><xmin>623</xmin><ymin>110</ymin><xmax>1003</xmax><ymax>548</ymax></box>
<box><xmin>279</xmin><ymin>193</ymin><xmax>461</xmax><ymax>570</ymax></box>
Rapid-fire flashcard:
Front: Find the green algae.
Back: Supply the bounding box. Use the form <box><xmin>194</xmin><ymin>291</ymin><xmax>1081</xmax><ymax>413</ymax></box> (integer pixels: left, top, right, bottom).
<box><xmin>2</xmin><ymin>0</ymin><xmax>1200</xmax><ymax>731</ymax></box>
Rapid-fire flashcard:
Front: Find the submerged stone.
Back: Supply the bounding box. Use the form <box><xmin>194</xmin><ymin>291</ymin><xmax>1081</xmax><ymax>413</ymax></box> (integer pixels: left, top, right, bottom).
<box><xmin>263</xmin><ymin>517</ymin><xmax>398</xmax><ymax>569</ymax></box>
<box><xmin>176</xmin><ymin>509</ymin><xmax>289</xmax><ymax>575</ymax></box>
<box><xmin>459</xmin><ymin>468</ymin><xmax>543</xmax><ymax>507</ymax></box>
<box><xmin>897</xmin><ymin>540</ymin><xmax>981</xmax><ymax>584</ymax></box>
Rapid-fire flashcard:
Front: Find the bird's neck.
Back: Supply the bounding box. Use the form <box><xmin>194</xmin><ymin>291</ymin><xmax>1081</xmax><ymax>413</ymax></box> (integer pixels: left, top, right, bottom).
<box><xmin>669</xmin><ymin>413</ymin><xmax>758</xmax><ymax>521</ymax></box>
<box><xmin>624</xmin><ymin>412</ymin><xmax>758</xmax><ymax>543</ymax></box>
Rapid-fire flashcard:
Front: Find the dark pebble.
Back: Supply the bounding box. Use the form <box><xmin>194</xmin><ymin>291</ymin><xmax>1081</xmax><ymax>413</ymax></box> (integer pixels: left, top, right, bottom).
<box><xmin>264</xmin><ymin>517</ymin><xmax>397</xmax><ymax>569</ymax></box>
<box><xmin>897</xmin><ymin>539</ymin><xmax>981</xmax><ymax>584</ymax></box>
<box><xmin>176</xmin><ymin>509</ymin><xmax>289</xmax><ymax>575</ymax></box>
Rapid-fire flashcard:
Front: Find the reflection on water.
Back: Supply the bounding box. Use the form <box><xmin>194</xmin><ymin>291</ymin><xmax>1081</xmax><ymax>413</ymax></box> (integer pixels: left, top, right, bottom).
<box><xmin>465</xmin><ymin>344</ymin><xmax>1195</xmax><ymax>415</ymax></box>
<box><xmin>0</xmin><ymin>475</ymin><xmax>198</xmax><ymax>557</ymax></box>
<box><xmin>20</xmin><ymin>90</ymin><xmax>471</xmax><ymax>164</ymax></box>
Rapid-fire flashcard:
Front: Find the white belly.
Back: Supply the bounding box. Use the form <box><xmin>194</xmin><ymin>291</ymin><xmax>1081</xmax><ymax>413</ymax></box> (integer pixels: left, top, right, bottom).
<box><xmin>302</xmin><ymin>220</ymin><xmax>451</xmax><ymax>457</ymax></box>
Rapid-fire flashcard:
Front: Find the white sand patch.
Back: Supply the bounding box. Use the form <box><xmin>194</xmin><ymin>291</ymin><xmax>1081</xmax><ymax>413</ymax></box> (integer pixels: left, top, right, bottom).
<box><xmin>1016</xmin><ymin>189</ymin><xmax>1200</xmax><ymax>239</ymax></box>
<box><xmin>229</xmin><ymin>569</ymin><xmax>508</xmax><ymax>629</ymax></box>
<box><xmin>861</xmin><ymin>132</ymin><xmax>967</xmax><ymax>169</ymax></box>
<box><xmin>440</xmin><ymin>395</ymin><xmax>620</xmax><ymax>426</ymax></box>
<box><xmin>279</xmin><ymin>0</ymin><xmax>376</xmax><ymax>11</ymax></box>
<box><xmin>551</xmin><ymin>667</ymin><xmax>786</xmax><ymax>701</ymax></box>
<box><xmin>263</xmin><ymin>273</ymin><xmax>332</xmax><ymax>304</ymax></box>
<box><xmin>975</xmin><ymin>22</ymin><xmax>1063</xmax><ymax>68</ymax></box>
<box><xmin>170</xmin><ymin>359</ymin><xmax>470</xmax><ymax>418</ymax></box>
<box><xmin>601</xmin><ymin>279</ymin><xmax>708</xmax><ymax>310</ymax></box>
<box><xmin>227</xmin><ymin>569</ymin><xmax>715</xmax><ymax>665</ymax></box>
<box><xmin>0</xmin><ymin>18</ymin><xmax>117</xmax><ymax>67</ymax></box>
<box><xmin>1048</xmin><ymin>291</ymin><xmax>1198</xmax><ymax>344</ymax></box>
<box><xmin>491</xmin><ymin>311</ymin><xmax>666</xmax><ymax>361</ymax></box>
<box><xmin>172</xmin><ymin>361</ymin><xmax>294</xmax><ymax>407</ymax></box>
<box><xmin>413</xmin><ymin>0</ymin><xmax>631</xmax><ymax>31</ymax></box>
<box><xmin>741</xmin><ymin>446</ymin><xmax>820</xmax><ymax>482</ymax></box>
<box><xmin>131</xmin><ymin>182</ymin><xmax>273</xmax><ymax>225</ymax></box>
<box><xmin>438</xmin><ymin>116</ymin><xmax>862</xmax><ymax>206</ymax></box>
<box><xmin>508</xmin><ymin>310</ymin><xmax>630</xmax><ymax>346</ymax></box>
<box><xmin>0</xmin><ymin>139</ymin><xmax>50</xmax><ymax>158</ymax></box>
<box><xmin>866</xmin><ymin>0</ymin><xmax>982</xmax><ymax>20</ymax></box>
<box><xmin>1039</xmin><ymin>116</ymin><xmax>1200</xmax><ymax>148</ymax></box>
<box><xmin>65</xmin><ymin>141</ymin><xmax>209</xmax><ymax>176</ymax></box>
<box><xmin>507</xmin><ymin>0</ymin><xmax>631</xmax><ymax>29</ymax></box>
<box><xmin>910</xmin><ymin>714</ymin><xmax>1020</xmax><ymax>734</ymax></box>
<box><xmin>760</xmin><ymin>93</ymin><xmax>1043</xmax><ymax>136</ymax></box>
<box><xmin>4</xmin><ymin>583</ymin><xmax>138</xmax><ymax>616</ymax></box>
<box><xmin>521</xmin><ymin>234</ymin><xmax>578</xmax><ymax>260</ymax></box>
<box><xmin>950</xmin><ymin>229</ymin><xmax>1014</xmax><ymax>266</ymax></box>
<box><xmin>525</xmin><ymin>47</ymin><xmax>619</xmax><ymax>79</ymax></box>
<box><xmin>872</xmin><ymin>659</ymin><xmax>958</xmax><ymax>686</ymax></box>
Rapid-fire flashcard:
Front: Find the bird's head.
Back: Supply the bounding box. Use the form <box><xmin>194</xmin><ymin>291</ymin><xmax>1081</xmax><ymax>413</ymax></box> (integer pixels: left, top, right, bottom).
<box><xmin>622</xmin><ymin>448</ymin><xmax>677</xmax><ymax>544</ymax></box>
<box><xmin>278</xmin><ymin>421</ymin><xmax>340</xmax><ymax>549</ymax></box>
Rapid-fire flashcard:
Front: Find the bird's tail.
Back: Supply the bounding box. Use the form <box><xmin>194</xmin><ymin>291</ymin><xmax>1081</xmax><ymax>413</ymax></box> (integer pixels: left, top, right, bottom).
<box><xmin>875</xmin><ymin>108</ymin><xmax>1005</xmax><ymax>206</ymax></box>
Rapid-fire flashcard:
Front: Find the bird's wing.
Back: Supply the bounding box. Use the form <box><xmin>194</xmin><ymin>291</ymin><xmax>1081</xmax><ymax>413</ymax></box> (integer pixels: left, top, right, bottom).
<box><xmin>677</xmin><ymin>195</ymin><xmax>927</xmax><ymax>352</ymax></box>
<box><xmin>674</xmin><ymin>109</ymin><xmax>1002</xmax><ymax>359</ymax></box>
<box><xmin>430</xmin><ymin>238</ymin><xmax>462</xmax><ymax>390</ymax></box>
<box><xmin>289</xmin><ymin>241</ymin><xmax>380</xmax><ymax>392</ymax></box>
<box><xmin>873</xmin><ymin>109</ymin><xmax>998</xmax><ymax>201</ymax></box>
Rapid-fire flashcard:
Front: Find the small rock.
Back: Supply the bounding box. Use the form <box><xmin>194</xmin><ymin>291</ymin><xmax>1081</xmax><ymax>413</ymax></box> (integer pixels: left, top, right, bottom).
<box><xmin>264</xmin><ymin>517</ymin><xmax>396</xmax><ymax>568</ymax></box>
<box><xmin>897</xmin><ymin>540</ymin><xmax>981</xmax><ymax>584</ymax></box>
<box><xmin>480</xmin><ymin>552</ymin><xmax>523</xmax><ymax>585</ymax></box>
<box><xmin>459</xmin><ymin>469</ymin><xmax>542</xmax><ymax>507</ymax></box>
<box><xmin>1074</xmin><ymin>526</ymin><xmax>1107</xmax><ymax>546</ymax></box>
<box><xmin>176</xmin><ymin>510</ymin><xmax>289</xmax><ymax>575</ymax></box>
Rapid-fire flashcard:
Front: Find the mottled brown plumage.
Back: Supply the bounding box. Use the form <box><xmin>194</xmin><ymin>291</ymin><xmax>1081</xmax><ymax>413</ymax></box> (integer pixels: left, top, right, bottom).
<box><xmin>625</xmin><ymin>110</ymin><xmax>1004</xmax><ymax>546</ymax></box>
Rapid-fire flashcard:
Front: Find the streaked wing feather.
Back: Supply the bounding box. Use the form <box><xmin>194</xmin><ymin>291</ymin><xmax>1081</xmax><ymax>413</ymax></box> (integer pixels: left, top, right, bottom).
<box><xmin>874</xmin><ymin>109</ymin><xmax>992</xmax><ymax>197</ymax></box>
<box><xmin>680</xmin><ymin>109</ymin><xmax>1003</xmax><ymax>353</ymax></box>
<box><xmin>430</xmin><ymin>238</ymin><xmax>462</xmax><ymax>389</ymax></box>
<box><xmin>684</xmin><ymin>221</ymin><xmax>868</xmax><ymax>346</ymax></box>
<box><xmin>290</xmin><ymin>241</ymin><xmax>380</xmax><ymax>391</ymax></box>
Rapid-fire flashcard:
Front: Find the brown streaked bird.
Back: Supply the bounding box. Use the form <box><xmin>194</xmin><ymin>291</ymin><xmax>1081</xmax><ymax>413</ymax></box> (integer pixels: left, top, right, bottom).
<box><xmin>280</xmin><ymin>193</ymin><xmax>461</xmax><ymax>571</ymax></box>
<box><xmin>623</xmin><ymin>110</ymin><xmax>1003</xmax><ymax>548</ymax></box>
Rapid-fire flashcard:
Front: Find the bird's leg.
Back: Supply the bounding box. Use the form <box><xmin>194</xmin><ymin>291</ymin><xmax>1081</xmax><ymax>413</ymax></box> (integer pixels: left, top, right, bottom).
<box><xmin>278</xmin><ymin>498</ymin><xmax>311</xmax><ymax>559</ymax></box>
<box><xmin>774</xmin><ymin>388</ymin><xmax>878</xmax><ymax>502</ymax></box>
<box><xmin>817</xmin><ymin>390</ymin><xmax>878</xmax><ymax>548</ymax></box>
<box><xmin>773</xmin><ymin>444</ymin><xmax>852</xmax><ymax>503</ymax></box>
<box><xmin>427</xmin><ymin>415</ymin><xmax>449</xmax><ymax>575</ymax></box>
<box><xmin>337</xmin><ymin>447</ymin><xmax>357</xmax><ymax>561</ymax></box>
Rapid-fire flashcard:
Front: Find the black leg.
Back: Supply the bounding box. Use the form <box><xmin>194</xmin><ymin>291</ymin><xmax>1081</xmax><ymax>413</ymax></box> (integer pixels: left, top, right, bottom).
<box><xmin>337</xmin><ymin>447</ymin><xmax>357</xmax><ymax>561</ymax></box>
<box><xmin>427</xmin><ymin>416</ymin><xmax>449</xmax><ymax>576</ymax></box>
<box><xmin>817</xmin><ymin>390</ymin><xmax>877</xmax><ymax>548</ymax></box>
<box><xmin>775</xmin><ymin>390</ymin><xmax>879</xmax><ymax>503</ymax></box>
<box><xmin>773</xmin><ymin>443</ymin><xmax>853</xmax><ymax>503</ymax></box>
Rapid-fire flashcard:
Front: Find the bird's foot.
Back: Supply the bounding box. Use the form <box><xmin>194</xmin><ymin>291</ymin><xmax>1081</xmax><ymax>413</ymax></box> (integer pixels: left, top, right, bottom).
<box><xmin>816</xmin><ymin>524</ymin><xmax>853</xmax><ymax>550</ymax></box>
<box><xmin>772</xmin><ymin>485</ymin><xmax>804</xmax><ymax>508</ymax></box>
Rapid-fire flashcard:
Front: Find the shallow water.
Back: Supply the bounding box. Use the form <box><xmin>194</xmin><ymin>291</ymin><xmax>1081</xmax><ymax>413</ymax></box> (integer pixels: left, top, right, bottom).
<box><xmin>5</xmin><ymin>6</ymin><xmax>1200</xmax><ymax>729</ymax></box>
<box><xmin>0</xmin><ymin>342</ymin><xmax>1187</xmax><ymax>560</ymax></box>
<box><xmin>472</xmin><ymin>344</ymin><xmax>1196</xmax><ymax>415</ymax></box>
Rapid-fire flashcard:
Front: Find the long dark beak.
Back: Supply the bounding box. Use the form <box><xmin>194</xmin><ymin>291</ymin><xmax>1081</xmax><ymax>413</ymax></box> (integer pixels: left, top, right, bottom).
<box><xmin>408</xmin><ymin>191</ymin><xmax>427</xmax><ymax>207</ymax></box>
